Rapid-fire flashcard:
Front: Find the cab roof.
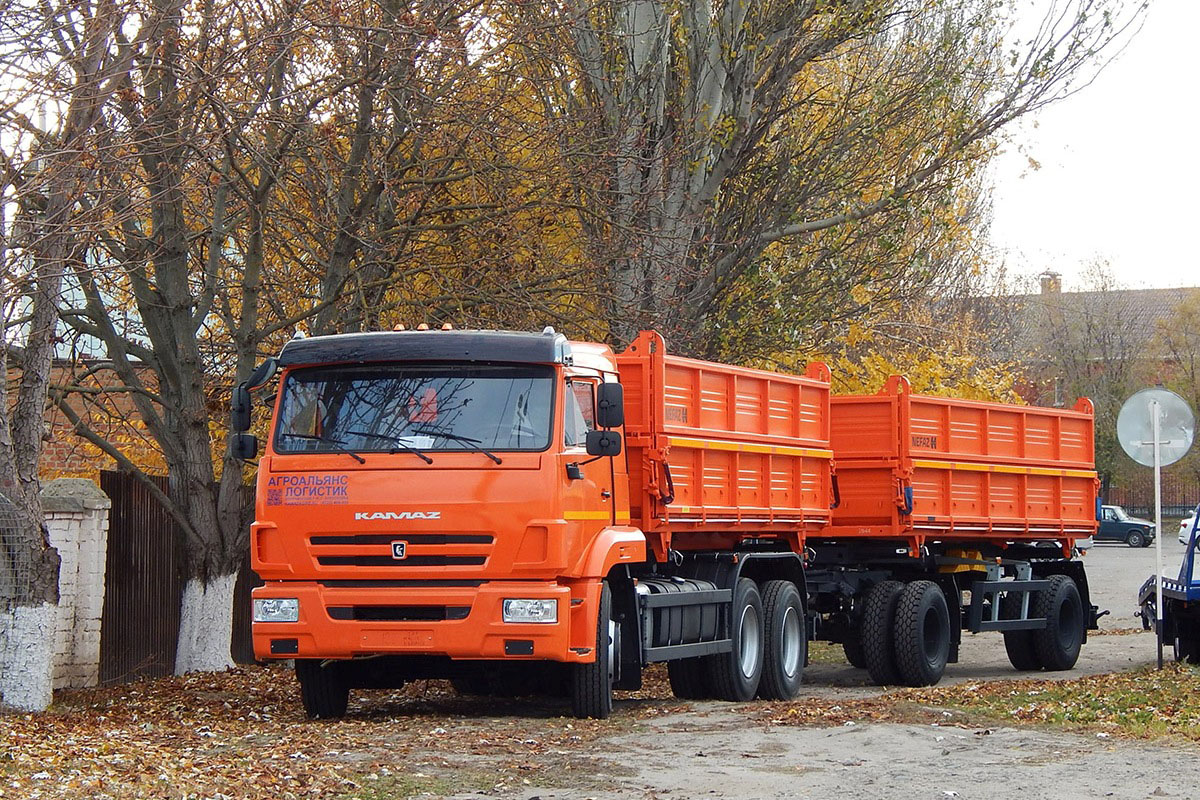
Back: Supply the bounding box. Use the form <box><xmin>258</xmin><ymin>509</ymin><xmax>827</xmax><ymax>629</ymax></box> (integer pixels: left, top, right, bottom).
<box><xmin>277</xmin><ymin>329</ymin><xmax>573</xmax><ymax>368</ymax></box>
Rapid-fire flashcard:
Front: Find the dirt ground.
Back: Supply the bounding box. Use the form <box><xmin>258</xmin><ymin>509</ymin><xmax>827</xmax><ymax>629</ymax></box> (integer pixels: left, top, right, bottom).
<box><xmin>7</xmin><ymin>542</ymin><xmax>1195</xmax><ymax>800</ymax></box>
<box><xmin>434</xmin><ymin>542</ymin><xmax>1199</xmax><ymax>800</ymax></box>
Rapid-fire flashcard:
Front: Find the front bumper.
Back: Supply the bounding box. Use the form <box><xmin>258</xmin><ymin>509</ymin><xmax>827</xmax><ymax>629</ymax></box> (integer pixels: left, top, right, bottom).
<box><xmin>252</xmin><ymin>580</ymin><xmax>597</xmax><ymax>663</ymax></box>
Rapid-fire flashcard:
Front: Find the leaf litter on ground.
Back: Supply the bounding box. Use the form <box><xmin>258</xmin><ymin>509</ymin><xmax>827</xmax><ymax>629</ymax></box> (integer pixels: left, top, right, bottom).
<box><xmin>3</xmin><ymin>660</ymin><xmax>1198</xmax><ymax>799</ymax></box>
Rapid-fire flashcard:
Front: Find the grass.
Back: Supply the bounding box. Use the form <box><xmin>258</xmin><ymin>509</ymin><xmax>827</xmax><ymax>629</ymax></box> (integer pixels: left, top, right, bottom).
<box><xmin>919</xmin><ymin>661</ymin><xmax>1200</xmax><ymax>740</ymax></box>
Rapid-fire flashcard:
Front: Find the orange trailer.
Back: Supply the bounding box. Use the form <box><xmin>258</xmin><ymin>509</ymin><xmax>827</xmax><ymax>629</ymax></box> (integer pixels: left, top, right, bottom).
<box><xmin>827</xmin><ymin>375</ymin><xmax>1098</xmax><ymax>555</ymax></box>
<box><xmin>232</xmin><ymin>328</ymin><xmax>1101</xmax><ymax>720</ymax></box>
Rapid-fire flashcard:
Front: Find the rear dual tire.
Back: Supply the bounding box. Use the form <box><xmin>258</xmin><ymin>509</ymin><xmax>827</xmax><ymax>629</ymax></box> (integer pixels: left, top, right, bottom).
<box><xmin>861</xmin><ymin>580</ymin><xmax>951</xmax><ymax>687</ymax></box>
<box><xmin>892</xmin><ymin>581</ymin><xmax>951</xmax><ymax>687</ymax></box>
<box><xmin>758</xmin><ymin>580</ymin><xmax>806</xmax><ymax>700</ymax></box>
<box><xmin>707</xmin><ymin>578</ymin><xmax>765</xmax><ymax>702</ymax></box>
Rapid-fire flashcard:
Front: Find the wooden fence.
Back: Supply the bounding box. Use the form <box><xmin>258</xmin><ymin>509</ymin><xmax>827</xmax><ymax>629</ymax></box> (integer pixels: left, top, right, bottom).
<box><xmin>98</xmin><ymin>471</ymin><xmax>259</xmax><ymax>685</ymax></box>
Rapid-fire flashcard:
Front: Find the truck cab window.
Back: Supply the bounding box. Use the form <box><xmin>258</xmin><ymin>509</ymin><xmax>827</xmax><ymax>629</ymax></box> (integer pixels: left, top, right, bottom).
<box><xmin>565</xmin><ymin>381</ymin><xmax>596</xmax><ymax>447</ymax></box>
<box><xmin>275</xmin><ymin>364</ymin><xmax>554</xmax><ymax>454</ymax></box>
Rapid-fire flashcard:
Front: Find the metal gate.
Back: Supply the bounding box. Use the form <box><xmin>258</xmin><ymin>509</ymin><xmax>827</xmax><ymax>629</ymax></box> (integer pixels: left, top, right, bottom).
<box><xmin>98</xmin><ymin>471</ymin><xmax>182</xmax><ymax>684</ymax></box>
<box><xmin>98</xmin><ymin>471</ymin><xmax>259</xmax><ymax>684</ymax></box>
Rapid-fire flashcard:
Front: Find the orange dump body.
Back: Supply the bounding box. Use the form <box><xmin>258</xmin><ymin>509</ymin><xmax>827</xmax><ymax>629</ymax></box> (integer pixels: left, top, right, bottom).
<box><xmin>616</xmin><ymin>331</ymin><xmax>833</xmax><ymax>560</ymax></box>
<box><xmin>828</xmin><ymin>376</ymin><xmax>1099</xmax><ymax>553</ymax></box>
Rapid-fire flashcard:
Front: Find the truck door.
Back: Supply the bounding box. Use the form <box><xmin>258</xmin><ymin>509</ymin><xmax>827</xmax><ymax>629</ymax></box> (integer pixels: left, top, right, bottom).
<box><xmin>561</xmin><ymin>378</ymin><xmax>616</xmax><ymax>527</ymax></box>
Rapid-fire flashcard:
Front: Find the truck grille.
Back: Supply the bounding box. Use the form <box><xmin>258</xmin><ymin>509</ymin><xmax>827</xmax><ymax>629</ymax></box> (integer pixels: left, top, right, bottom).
<box><xmin>308</xmin><ymin>532</ymin><xmax>494</xmax><ymax>569</ymax></box>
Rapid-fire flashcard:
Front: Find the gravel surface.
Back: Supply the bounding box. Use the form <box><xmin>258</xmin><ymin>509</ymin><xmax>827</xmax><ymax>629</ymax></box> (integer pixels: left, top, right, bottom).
<box><xmin>445</xmin><ymin>544</ymin><xmax>1198</xmax><ymax>800</ymax></box>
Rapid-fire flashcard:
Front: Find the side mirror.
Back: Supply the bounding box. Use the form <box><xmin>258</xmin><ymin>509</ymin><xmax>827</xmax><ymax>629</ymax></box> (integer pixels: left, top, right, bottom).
<box><xmin>232</xmin><ymin>432</ymin><xmax>258</xmax><ymax>460</ymax></box>
<box><xmin>596</xmin><ymin>382</ymin><xmax>624</xmax><ymax>429</ymax></box>
<box><xmin>232</xmin><ymin>384</ymin><xmax>252</xmax><ymax>432</ymax></box>
<box><xmin>247</xmin><ymin>357</ymin><xmax>278</xmax><ymax>389</ymax></box>
<box><xmin>586</xmin><ymin>429</ymin><xmax>622</xmax><ymax>457</ymax></box>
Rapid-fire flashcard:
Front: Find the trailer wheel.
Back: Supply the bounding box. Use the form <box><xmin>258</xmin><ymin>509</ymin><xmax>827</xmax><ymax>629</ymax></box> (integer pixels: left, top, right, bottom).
<box><xmin>1001</xmin><ymin>591</ymin><xmax>1042</xmax><ymax>671</ymax></box>
<box><xmin>842</xmin><ymin>637</ymin><xmax>867</xmax><ymax>669</ymax></box>
<box><xmin>861</xmin><ymin>580</ymin><xmax>905</xmax><ymax>685</ymax></box>
<box><xmin>667</xmin><ymin>658</ymin><xmax>711</xmax><ymax>699</ymax></box>
<box><xmin>1126</xmin><ymin>530</ymin><xmax>1146</xmax><ymax>548</ymax></box>
<box><xmin>758</xmin><ymin>580</ymin><xmax>806</xmax><ymax>700</ymax></box>
<box><xmin>893</xmin><ymin>580</ymin><xmax>951</xmax><ymax>687</ymax></box>
<box><xmin>707</xmin><ymin>578</ymin><xmax>764</xmax><ymax>701</ymax></box>
<box><xmin>1032</xmin><ymin>575</ymin><xmax>1084</xmax><ymax>671</ymax></box>
<box><xmin>571</xmin><ymin>581</ymin><xmax>615</xmax><ymax>719</ymax></box>
<box><xmin>295</xmin><ymin>659</ymin><xmax>349</xmax><ymax>719</ymax></box>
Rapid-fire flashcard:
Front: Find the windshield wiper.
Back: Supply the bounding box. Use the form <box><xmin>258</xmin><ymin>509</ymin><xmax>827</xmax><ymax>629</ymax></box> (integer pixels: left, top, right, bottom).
<box><xmin>345</xmin><ymin>430</ymin><xmax>434</xmax><ymax>464</ymax></box>
<box><xmin>279</xmin><ymin>432</ymin><xmax>366</xmax><ymax>464</ymax></box>
<box><xmin>413</xmin><ymin>429</ymin><xmax>503</xmax><ymax>465</ymax></box>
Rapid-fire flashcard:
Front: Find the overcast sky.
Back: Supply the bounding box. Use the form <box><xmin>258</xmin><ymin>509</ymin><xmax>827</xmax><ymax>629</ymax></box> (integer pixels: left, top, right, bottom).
<box><xmin>987</xmin><ymin>0</ymin><xmax>1199</xmax><ymax>293</ymax></box>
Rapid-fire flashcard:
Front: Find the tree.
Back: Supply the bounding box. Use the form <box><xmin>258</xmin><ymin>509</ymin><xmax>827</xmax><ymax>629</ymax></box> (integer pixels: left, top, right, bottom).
<box><xmin>0</xmin><ymin>0</ymin><xmax>140</xmax><ymax>709</ymax></box>
<box><xmin>1151</xmin><ymin>289</ymin><xmax>1200</xmax><ymax>484</ymax></box>
<box><xmin>1025</xmin><ymin>263</ymin><xmax>1156</xmax><ymax>488</ymax></box>
<box><xmin>46</xmin><ymin>0</ymin><xmax>549</xmax><ymax>671</ymax></box>
<box><xmin>503</xmin><ymin>0</ymin><xmax>1142</xmax><ymax>355</ymax></box>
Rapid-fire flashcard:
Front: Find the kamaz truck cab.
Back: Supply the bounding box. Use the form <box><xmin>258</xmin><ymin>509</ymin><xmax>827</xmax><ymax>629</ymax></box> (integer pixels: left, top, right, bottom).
<box><xmin>238</xmin><ymin>327</ymin><xmax>642</xmax><ymax>718</ymax></box>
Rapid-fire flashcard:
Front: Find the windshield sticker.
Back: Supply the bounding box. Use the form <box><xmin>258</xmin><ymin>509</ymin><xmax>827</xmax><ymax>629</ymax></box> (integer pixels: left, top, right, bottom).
<box><xmin>266</xmin><ymin>474</ymin><xmax>349</xmax><ymax>505</ymax></box>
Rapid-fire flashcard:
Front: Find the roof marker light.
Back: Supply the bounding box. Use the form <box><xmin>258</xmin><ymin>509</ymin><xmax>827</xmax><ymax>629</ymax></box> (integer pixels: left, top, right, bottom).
<box><xmin>417</xmin><ymin>323</ymin><xmax>430</xmax><ymax>331</ymax></box>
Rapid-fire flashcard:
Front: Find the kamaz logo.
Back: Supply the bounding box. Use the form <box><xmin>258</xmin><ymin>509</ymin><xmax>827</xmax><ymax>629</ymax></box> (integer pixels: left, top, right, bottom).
<box><xmin>354</xmin><ymin>511</ymin><xmax>442</xmax><ymax>520</ymax></box>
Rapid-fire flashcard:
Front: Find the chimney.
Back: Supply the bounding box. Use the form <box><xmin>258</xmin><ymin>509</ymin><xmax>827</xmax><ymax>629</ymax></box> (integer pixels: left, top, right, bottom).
<box><xmin>1039</xmin><ymin>271</ymin><xmax>1061</xmax><ymax>295</ymax></box>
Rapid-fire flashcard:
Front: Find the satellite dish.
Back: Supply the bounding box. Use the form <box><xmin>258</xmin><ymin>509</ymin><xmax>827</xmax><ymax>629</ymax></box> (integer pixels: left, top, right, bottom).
<box><xmin>1117</xmin><ymin>388</ymin><xmax>1195</xmax><ymax>467</ymax></box>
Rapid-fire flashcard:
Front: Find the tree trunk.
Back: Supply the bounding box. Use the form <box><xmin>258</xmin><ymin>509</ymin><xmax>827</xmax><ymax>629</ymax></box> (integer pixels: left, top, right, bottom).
<box><xmin>174</xmin><ymin>573</ymin><xmax>237</xmax><ymax>673</ymax></box>
<box><xmin>0</xmin><ymin>602</ymin><xmax>58</xmax><ymax>711</ymax></box>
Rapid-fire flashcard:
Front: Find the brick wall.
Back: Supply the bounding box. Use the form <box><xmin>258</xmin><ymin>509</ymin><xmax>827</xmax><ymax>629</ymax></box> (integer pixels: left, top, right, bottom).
<box><xmin>42</xmin><ymin>479</ymin><xmax>111</xmax><ymax>689</ymax></box>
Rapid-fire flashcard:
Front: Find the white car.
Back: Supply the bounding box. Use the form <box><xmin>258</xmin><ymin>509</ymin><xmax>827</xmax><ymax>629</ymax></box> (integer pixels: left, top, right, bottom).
<box><xmin>1181</xmin><ymin>512</ymin><xmax>1198</xmax><ymax>545</ymax></box>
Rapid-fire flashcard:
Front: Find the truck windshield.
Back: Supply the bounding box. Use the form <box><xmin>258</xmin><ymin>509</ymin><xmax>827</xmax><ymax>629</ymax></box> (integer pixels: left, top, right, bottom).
<box><xmin>274</xmin><ymin>364</ymin><xmax>554</xmax><ymax>455</ymax></box>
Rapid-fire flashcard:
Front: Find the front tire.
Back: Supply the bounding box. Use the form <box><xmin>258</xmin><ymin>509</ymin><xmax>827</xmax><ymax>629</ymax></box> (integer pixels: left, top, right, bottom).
<box><xmin>570</xmin><ymin>581</ymin><xmax>615</xmax><ymax>719</ymax></box>
<box><xmin>296</xmin><ymin>659</ymin><xmax>349</xmax><ymax>719</ymax></box>
<box><xmin>1127</xmin><ymin>530</ymin><xmax>1145</xmax><ymax>548</ymax></box>
<box><xmin>892</xmin><ymin>580</ymin><xmax>951</xmax><ymax>687</ymax></box>
<box><xmin>1032</xmin><ymin>575</ymin><xmax>1084</xmax><ymax>671</ymax></box>
<box><xmin>758</xmin><ymin>580</ymin><xmax>806</xmax><ymax>700</ymax></box>
<box><xmin>706</xmin><ymin>578</ymin><xmax>764</xmax><ymax>701</ymax></box>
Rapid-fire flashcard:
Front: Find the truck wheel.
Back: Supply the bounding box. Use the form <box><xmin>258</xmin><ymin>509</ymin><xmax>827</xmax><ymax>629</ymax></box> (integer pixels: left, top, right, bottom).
<box><xmin>1001</xmin><ymin>591</ymin><xmax>1042</xmax><ymax>671</ymax></box>
<box><xmin>862</xmin><ymin>580</ymin><xmax>905</xmax><ymax>685</ymax></box>
<box><xmin>668</xmin><ymin>658</ymin><xmax>711</xmax><ymax>699</ymax></box>
<box><xmin>1126</xmin><ymin>530</ymin><xmax>1145</xmax><ymax>548</ymax></box>
<box><xmin>570</xmin><ymin>581</ymin><xmax>615</xmax><ymax>719</ymax></box>
<box><xmin>758</xmin><ymin>580</ymin><xmax>806</xmax><ymax>700</ymax></box>
<box><xmin>1174</xmin><ymin>635</ymin><xmax>1200</xmax><ymax>664</ymax></box>
<box><xmin>893</xmin><ymin>580</ymin><xmax>951</xmax><ymax>687</ymax></box>
<box><xmin>295</xmin><ymin>659</ymin><xmax>349</xmax><ymax>719</ymax></box>
<box><xmin>707</xmin><ymin>578</ymin><xmax>764</xmax><ymax>701</ymax></box>
<box><xmin>843</xmin><ymin>637</ymin><xmax>867</xmax><ymax>669</ymax></box>
<box><xmin>1032</xmin><ymin>575</ymin><xmax>1084</xmax><ymax>671</ymax></box>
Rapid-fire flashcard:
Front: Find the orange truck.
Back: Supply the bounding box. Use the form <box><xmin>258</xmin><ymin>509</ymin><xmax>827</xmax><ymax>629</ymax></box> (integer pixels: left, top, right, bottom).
<box><xmin>231</xmin><ymin>328</ymin><xmax>1100</xmax><ymax>718</ymax></box>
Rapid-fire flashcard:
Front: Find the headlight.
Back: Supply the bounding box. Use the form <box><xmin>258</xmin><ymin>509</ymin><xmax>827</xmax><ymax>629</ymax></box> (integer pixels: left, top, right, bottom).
<box><xmin>253</xmin><ymin>598</ymin><xmax>299</xmax><ymax>623</ymax></box>
<box><xmin>502</xmin><ymin>598</ymin><xmax>557</xmax><ymax>624</ymax></box>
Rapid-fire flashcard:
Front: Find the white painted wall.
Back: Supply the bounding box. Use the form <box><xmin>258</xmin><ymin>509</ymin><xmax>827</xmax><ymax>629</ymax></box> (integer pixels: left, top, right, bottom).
<box><xmin>42</xmin><ymin>479</ymin><xmax>111</xmax><ymax>690</ymax></box>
